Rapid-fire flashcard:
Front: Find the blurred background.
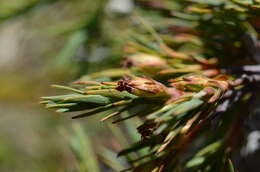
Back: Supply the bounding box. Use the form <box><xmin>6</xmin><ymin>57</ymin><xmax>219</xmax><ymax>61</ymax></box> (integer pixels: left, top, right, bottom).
<box><xmin>0</xmin><ymin>0</ymin><xmax>136</xmax><ymax>171</ymax></box>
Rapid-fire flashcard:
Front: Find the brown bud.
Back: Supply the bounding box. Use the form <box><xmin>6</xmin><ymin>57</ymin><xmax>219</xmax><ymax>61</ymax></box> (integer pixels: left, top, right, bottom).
<box><xmin>122</xmin><ymin>53</ymin><xmax>168</xmax><ymax>75</ymax></box>
<box><xmin>116</xmin><ymin>76</ymin><xmax>170</xmax><ymax>98</ymax></box>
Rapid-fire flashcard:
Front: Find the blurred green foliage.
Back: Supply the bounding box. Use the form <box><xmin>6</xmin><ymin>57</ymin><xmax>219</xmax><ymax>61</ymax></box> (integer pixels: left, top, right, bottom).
<box><xmin>0</xmin><ymin>0</ymin><xmax>132</xmax><ymax>171</ymax></box>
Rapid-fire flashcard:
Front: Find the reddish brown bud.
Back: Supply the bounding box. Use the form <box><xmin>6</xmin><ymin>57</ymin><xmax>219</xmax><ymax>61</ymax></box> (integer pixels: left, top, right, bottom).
<box><xmin>116</xmin><ymin>76</ymin><xmax>170</xmax><ymax>98</ymax></box>
<box><xmin>122</xmin><ymin>54</ymin><xmax>168</xmax><ymax>75</ymax></box>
